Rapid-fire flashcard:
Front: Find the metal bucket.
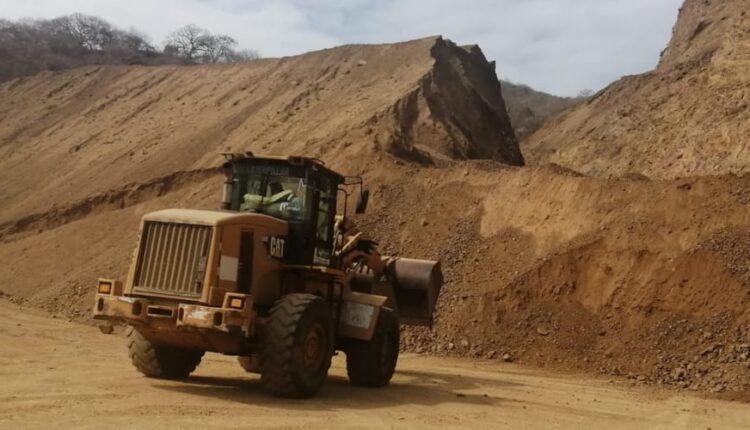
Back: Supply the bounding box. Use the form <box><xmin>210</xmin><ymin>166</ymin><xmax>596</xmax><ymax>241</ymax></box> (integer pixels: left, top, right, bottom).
<box><xmin>386</xmin><ymin>258</ymin><xmax>443</xmax><ymax>327</ymax></box>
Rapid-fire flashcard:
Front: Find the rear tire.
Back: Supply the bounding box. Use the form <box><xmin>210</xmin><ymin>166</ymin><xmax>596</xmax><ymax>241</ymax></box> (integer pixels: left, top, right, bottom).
<box><xmin>346</xmin><ymin>308</ymin><xmax>399</xmax><ymax>387</ymax></box>
<box><xmin>260</xmin><ymin>294</ymin><xmax>333</xmax><ymax>398</ymax></box>
<box><xmin>126</xmin><ymin>326</ymin><xmax>203</xmax><ymax>379</ymax></box>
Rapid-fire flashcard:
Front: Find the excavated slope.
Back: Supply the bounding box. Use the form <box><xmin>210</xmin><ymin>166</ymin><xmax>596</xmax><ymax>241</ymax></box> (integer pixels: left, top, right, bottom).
<box><xmin>525</xmin><ymin>0</ymin><xmax>750</xmax><ymax>178</ymax></box>
<box><xmin>0</xmin><ymin>36</ymin><xmax>521</xmax><ymax>226</ymax></box>
<box><xmin>387</xmin><ymin>165</ymin><xmax>750</xmax><ymax>395</ymax></box>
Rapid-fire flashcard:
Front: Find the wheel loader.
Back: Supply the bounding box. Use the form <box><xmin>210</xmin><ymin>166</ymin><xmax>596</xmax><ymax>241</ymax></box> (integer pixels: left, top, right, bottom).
<box><xmin>93</xmin><ymin>153</ymin><xmax>442</xmax><ymax>398</ymax></box>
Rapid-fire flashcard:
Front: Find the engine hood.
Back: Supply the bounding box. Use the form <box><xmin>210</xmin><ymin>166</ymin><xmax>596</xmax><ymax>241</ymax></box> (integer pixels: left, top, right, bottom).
<box><xmin>142</xmin><ymin>209</ymin><xmax>288</xmax><ymax>228</ymax></box>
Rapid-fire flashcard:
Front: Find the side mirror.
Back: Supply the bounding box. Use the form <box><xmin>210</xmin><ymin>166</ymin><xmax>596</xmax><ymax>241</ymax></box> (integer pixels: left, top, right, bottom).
<box><xmin>355</xmin><ymin>189</ymin><xmax>370</xmax><ymax>214</ymax></box>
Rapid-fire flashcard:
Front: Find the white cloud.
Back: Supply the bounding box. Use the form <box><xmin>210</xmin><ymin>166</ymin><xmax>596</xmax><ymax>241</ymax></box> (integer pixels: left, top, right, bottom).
<box><xmin>0</xmin><ymin>0</ymin><xmax>683</xmax><ymax>96</ymax></box>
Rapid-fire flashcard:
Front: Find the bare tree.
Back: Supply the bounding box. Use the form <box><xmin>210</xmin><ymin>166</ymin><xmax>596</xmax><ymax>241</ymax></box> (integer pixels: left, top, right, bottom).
<box><xmin>164</xmin><ymin>24</ymin><xmax>210</xmax><ymax>62</ymax></box>
<box><xmin>0</xmin><ymin>14</ymin><xmax>182</xmax><ymax>81</ymax></box>
<box><xmin>201</xmin><ymin>34</ymin><xmax>237</xmax><ymax>63</ymax></box>
<box><xmin>163</xmin><ymin>24</ymin><xmax>259</xmax><ymax>64</ymax></box>
<box><xmin>0</xmin><ymin>16</ymin><xmax>259</xmax><ymax>82</ymax></box>
<box><xmin>50</xmin><ymin>13</ymin><xmax>114</xmax><ymax>51</ymax></box>
<box><xmin>577</xmin><ymin>88</ymin><xmax>595</xmax><ymax>98</ymax></box>
<box><xmin>112</xmin><ymin>28</ymin><xmax>155</xmax><ymax>53</ymax></box>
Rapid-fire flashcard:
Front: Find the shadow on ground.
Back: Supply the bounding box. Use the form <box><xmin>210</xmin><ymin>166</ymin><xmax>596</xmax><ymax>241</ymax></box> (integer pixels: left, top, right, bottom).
<box><xmin>154</xmin><ymin>366</ymin><xmax>524</xmax><ymax>411</ymax></box>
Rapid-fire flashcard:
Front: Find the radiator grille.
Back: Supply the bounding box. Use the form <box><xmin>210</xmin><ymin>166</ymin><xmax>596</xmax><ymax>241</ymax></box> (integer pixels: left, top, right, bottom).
<box><xmin>134</xmin><ymin>222</ymin><xmax>212</xmax><ymax>297</ymax></box>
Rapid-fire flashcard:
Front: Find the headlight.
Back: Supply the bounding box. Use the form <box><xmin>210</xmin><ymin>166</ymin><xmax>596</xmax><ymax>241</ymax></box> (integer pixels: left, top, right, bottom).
<box><xmin>98</xmin><ymin>280</ymin><xmax>113</xmax><ymax>294</ymax></box>
<box><xmin>228</xmin><ymin>297</ymin><xmax>244</xmax><ymax>309</ymax></box>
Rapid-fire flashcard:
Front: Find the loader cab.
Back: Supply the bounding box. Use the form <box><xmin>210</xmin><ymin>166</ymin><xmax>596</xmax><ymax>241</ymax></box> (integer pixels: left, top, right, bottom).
<box><xmin>223</xmin><ymin>154</ymin><xmax>343</xmax><ymax>267</ymax></box>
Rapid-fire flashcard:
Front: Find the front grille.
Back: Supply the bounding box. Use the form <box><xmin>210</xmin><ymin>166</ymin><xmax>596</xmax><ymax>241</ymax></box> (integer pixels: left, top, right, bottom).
<box><xmin>133</xmin><ymin>221</ymin><xmax>212</xmax><ymax>298</ymax></box>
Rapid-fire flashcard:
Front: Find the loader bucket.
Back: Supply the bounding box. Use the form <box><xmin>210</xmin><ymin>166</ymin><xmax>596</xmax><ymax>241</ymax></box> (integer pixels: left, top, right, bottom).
<box><xmin>386</xmin><ymin>258</ymin><xmax>443</xmax><ymax>327</ymax></box>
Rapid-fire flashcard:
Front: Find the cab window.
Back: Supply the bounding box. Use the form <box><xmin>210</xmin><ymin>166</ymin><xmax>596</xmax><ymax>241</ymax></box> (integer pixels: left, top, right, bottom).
<box><xmin>239</xmin><ymin>174</ymin><xmax>309</xmax><ymax>221</ymax></box>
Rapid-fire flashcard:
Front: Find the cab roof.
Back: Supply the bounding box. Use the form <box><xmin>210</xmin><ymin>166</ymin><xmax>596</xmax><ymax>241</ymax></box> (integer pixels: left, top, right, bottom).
<box><xmin>222</xmin><ymin>152</ymin><xmax>345</xmax><ymax>182</ymax></box>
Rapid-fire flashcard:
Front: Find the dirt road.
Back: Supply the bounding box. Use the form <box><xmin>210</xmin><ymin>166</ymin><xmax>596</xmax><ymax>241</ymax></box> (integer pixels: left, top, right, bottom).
<box><xmin>0</xmin><ymin>301</ymin><xmax>746</xmax><ymax>430</ymax></box>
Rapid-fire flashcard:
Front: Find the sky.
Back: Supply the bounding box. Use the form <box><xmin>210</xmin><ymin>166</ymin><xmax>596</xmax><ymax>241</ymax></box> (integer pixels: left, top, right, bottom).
<box><xmin>0</xmin><ymin>0</ymin><xmax>683</xmax><ymax>96</ymax></box>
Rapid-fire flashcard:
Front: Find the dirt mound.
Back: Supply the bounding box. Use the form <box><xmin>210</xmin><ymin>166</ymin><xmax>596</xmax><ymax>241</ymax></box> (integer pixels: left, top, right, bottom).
<box><xmin>0</xmin><ymin>36</ymin><xmax>521</xmax><ymax>226</ymax></box>
<box><xmin>355</xmin><ymin>164</ymin><xmax>750</xmax><ymax>394</ymax></box>
<box><xmin>525</xmin><ymin>0</ymin><xmax>750</xmax><ymax>178</ymax></box>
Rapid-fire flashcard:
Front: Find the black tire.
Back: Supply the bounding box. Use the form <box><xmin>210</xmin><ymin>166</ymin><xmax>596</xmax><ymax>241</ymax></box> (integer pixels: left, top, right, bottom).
<box><xmin>260</xmin><ymin>294</ymin><xmax>333</xmax><ymax>398</ymax></box>
<box><xmin>125</xmin><ymin>326</ymin><xmax>204</xmax><ymax>379</ymax></box>
<box><xmin>346</xmin><ymin>308</ymin><xmax>399</xmax><ymax>387</ymax></box>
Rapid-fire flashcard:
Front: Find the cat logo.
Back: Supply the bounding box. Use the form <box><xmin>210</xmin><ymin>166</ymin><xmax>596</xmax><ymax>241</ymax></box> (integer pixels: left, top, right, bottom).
<box><xmin>268</xmin><ymin>236</ymin><xmax>286</xmax><ymax>259</ymax></box>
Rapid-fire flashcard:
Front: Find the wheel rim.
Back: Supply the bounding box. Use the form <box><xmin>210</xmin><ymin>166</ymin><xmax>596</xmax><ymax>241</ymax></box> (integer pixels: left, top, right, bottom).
<box><xmin>303</xmin><ymin>322</ymin><xmax>327</xmax><ymax>370</ymax></box>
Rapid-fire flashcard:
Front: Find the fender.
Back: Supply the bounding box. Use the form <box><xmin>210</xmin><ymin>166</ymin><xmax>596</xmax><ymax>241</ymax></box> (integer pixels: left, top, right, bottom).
<box><xmin>338</xmin><ymin>290</ymin><xmax>387</xmax><ymax>341</ymax></box>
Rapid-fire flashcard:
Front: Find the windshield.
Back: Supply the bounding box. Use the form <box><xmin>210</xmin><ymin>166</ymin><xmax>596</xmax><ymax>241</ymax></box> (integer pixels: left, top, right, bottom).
<box><xmin>239</xmin><ymin>174</ymin><xmax>308</xmax><ymax>221</ymax></box>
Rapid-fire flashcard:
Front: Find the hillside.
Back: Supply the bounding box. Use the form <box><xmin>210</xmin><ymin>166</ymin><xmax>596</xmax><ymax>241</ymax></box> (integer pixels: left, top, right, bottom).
<box><xmin>500</xmin><ymin>80</ymin><xmax>582</xmax><ymax>140</ymax></box>
<box><xmin>525</xmin><ymin>0</ymin><xmax>750</xmax><ymax>178</ymax></box>
<box><xmin>0</xmin><ymin>36</ymin><xmax>521</xmax><ymax>227</ymax></box>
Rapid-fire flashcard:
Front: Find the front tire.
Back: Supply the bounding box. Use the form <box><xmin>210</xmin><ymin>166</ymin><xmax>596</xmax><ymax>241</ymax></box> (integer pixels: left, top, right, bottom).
<box><xmin>346</xmin><ymin>308</ymin><xmax>399</xmax><ymax>387</ymax></box>
<box><xmin>260</xmin><ymin>294</ymin><xmax>333</xmax><ymax>398</ymax></box>
<box><xmin>126</xmin><ymin>326</ymin><xmax>203</xmax><ymax>379</ymax></box>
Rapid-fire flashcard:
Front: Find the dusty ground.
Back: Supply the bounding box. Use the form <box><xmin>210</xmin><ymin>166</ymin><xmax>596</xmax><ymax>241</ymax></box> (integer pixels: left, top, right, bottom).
<box><xmin>0</xmin><ymin>300</ymin><xmax>747</xmax><ymax>430</ymax></box>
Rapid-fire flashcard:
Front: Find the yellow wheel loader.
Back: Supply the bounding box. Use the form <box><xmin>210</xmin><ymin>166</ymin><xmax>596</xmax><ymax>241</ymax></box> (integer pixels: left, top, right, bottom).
<box><xmin>93</xmin><ymin>153</ymin><xmax>442</xmax><ymax>398</ymax></box>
